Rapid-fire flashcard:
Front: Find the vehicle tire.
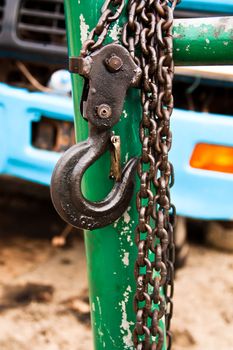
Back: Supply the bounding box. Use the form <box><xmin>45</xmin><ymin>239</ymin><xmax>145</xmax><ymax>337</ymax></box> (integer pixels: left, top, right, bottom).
<box><xmin>206</xmin><ymin>221</ymin><xmax>233</xmax><ymax>252</ymax></box>
<box><xmin>174</xmin><ymin>216</ymin><xmax>189</xmax><ymax>269</ymax></box>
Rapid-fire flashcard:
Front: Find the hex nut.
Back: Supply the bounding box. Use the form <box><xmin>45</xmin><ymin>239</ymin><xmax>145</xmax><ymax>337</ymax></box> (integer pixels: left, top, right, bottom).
<box><xmin>105</xmin><ymin>55</ymin><xmax>123</xmax><ymax>72</ymax></box>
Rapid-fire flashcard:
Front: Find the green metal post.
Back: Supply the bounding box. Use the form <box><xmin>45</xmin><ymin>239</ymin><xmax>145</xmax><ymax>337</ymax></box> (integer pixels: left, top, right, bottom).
<box><xmin>174</xmin><ymin>17</ymin><xmax>233</xmax><ymax>65</ymax></box>
<box><xmin>64</xmin><ymin>2</ymin><xmax>143</xmax><ymax>349</ymax></box>
<box><xmin>63</xmin><ymin>2</ymin><xmax>233</xmax><ymax>349</ymax></box>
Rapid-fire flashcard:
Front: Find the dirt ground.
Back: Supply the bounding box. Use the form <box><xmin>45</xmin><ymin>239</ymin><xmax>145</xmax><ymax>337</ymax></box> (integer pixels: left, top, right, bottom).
<box><xmin>0</xmin><ymin>186</ymin><xmax>232</xmax><ymax>350</ymax></box>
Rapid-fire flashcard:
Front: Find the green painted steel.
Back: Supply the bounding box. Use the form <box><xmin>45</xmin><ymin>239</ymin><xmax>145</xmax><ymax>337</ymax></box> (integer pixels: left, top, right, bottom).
<box><xmin>64</xmin><ymin>2</ymin><xmax>147</xmax><ymax>349</ymax></box>
<box><xmin>174</xmin><ymin>17</ymin><xmax>233</xmax><ymax>65</ymax></box>
<box><xmin>63</xmin><ymin>2</ymin><xmax>232</xmax><ymax>349</ymax></box>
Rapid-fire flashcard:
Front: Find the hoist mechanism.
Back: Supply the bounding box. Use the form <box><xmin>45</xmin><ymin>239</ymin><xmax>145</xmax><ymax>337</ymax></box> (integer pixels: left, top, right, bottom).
<box><xmin>51</xmin><ymin>44</ymin><xmax>141</xmax><ymax>230</ymax></box>
<box><xmin>52</xmin><ymin>0</ymin><xmax>180</xmax><ymax>349</ymax></box>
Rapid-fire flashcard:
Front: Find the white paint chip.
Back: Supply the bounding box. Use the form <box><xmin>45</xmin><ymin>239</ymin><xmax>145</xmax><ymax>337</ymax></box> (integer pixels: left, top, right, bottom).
<box><xmin>122</xmin><ymin>252</ymin><xmax>129</xmax><ymax>266</ymax></box>
<box><xmin>120</xmin><ymin>286</ymin><xmax>134</xmax><ymax>348</ymax></box>
<box><xmin>96</xmin><ymin>296</ymin><xmax>102</xmax><ymax>315</ymax></box>
<box><xmin>80</xmin><ymin>14</ymin><xmax>89</xmax><ymax>45</ymax></box>
<box><xmin>122</xmin><ymin>110</ymin><xmax>128</xmax><ymax>119</ymax></box>
<box><xmin>109</xmin><ymin>22</ymin><xmax>122</xmax><ymax>41</ymax></box>
<box><xmin>123</xmin><ymin>207</ymin><xmax>131</xmax><ymax>224</ymax></box>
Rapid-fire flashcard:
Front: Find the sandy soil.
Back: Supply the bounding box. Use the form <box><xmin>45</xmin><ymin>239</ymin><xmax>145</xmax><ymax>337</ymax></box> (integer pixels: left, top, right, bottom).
<box><xmin>0</xmin><ymin>192</ymin><xmax>232</xmax><ymax>350</ymax></box>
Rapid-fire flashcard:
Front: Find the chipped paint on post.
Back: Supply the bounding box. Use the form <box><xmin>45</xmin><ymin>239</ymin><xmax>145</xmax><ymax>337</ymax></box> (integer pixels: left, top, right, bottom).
<box><xmin>109</xmin><ymin>21</ymin><xmax>122</xmax><ymax>42</ymax></box>
<box><xmin>96</xmin><ymin>296</ymin><xmax>106</xmax><ymax>349</ymax></box>
<box><xmin>79</xmin><ymin>14</ymin><xmax>89</xmax><ymax>45</ymax></box>
<box><xmin>123</xmin><ymin>206</ymin><xmax>131</xmax><ymax>224</ymax></box>
<box><xmin>120</xmin><ymin>286</ymin><xmax>134</xmax><ymax>349</ymax></box>
<box><xmin>122</xmin><ymin>252</ymin><xmax>129</xmax><ymax>266</ymax></box>
<box><xmin>125</xmin><ymin>152</ymin><xmax>129</xmax><ymax>163</ymax></box>
<box><xmin>173</xmin><ymin>16</ymin><xmax>233</xmax><ymax>65</ymax></box>
<box><xmin>122</xmin><ymin>110</ymin><xmax>128</xmax><ymax>119</ymax></box>
<box><xmin>96</xmin><ymin>296</ymin><xmax>102</xmax><ymax>316</ymax></box>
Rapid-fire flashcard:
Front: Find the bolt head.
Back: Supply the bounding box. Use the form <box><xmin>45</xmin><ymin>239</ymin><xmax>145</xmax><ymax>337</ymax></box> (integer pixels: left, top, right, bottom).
<box><xmin>105</xmin><ymin>55</ymin><xmax>123</xmax><ymax>72</ymax></box>
<box><xmin>97</xmin><ymin>104</ymin><xmax>112</xmax><ymax>119</ymax></box>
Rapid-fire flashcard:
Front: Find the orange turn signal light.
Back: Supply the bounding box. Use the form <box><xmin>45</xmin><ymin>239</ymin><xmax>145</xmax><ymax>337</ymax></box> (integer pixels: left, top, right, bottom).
<box><xmin>190</xmin><ymin>143</ymin><xmax>233</xmax><ymax>174</ymax></box>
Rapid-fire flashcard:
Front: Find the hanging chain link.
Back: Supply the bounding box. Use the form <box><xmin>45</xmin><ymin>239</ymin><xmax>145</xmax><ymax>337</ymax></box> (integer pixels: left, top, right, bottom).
<box><xmin>122</xmin><ymin>1</ymin><xmax>179</xmax><ymax>348</ymax></box>
<box><xmin>79</xmin><ymin>0</ymin><xmax>180</xmax><ymax>348</ymax></box>
<box><xmin>80</xmin><ymin>0</ymin><xmax>125</xmax><ymax>56</ymax></box>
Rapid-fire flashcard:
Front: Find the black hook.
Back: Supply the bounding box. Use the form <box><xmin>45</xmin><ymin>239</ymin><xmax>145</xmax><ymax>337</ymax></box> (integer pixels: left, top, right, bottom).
<box><xmin>50</xmin><ymin>44</ymin><xmax>141</xmax><ymax>230</ymax></box>
<box><xmin>51</xmin><ymin>125</ymin><xmax>138</xmax><ymax>230</ymax></box>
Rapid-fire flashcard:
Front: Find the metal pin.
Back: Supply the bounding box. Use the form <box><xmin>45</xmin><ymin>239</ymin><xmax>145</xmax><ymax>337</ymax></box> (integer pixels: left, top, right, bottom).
<box><xmin>110</xmin><ymin>135</ymin><xmax>121</xmax><ymax>181</ymax></box>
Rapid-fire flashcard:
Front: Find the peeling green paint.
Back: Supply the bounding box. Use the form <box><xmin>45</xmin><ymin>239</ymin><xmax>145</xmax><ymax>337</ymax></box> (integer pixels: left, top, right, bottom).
<box><xmin>174</xmin><ymin>17</ymin><xmax>233</xmax><ymax>65</ymax></box>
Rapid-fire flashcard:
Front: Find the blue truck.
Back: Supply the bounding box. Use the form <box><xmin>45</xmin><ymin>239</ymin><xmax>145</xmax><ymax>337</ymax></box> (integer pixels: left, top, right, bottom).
<box><xmin>0</xmin><ymin>0</ymin><xmax>232</xmax><ymax>252</ymax></box>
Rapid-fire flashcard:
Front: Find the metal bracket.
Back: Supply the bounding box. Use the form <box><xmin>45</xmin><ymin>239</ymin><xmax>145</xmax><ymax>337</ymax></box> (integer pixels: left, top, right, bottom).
<box><xmin>70</xmin><ymin>43</ymin><xmax>142</xmax><ymax>129</ymax></box>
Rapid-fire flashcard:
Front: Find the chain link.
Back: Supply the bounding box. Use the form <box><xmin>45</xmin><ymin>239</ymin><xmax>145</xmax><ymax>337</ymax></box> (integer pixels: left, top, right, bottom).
<box><xmin>79</xmin><ymin>0</ymin><xmax>179</xmax><ymax>348</ymax></box>
<box><xmin>81</xmin><ymin>0</ymin><xmax>125</xmax><ymax>56</ymax></box>
<box><xmin>123</xmin><ymin>1</ymin><xmax>179</xmax><ymax>348</ymax></box>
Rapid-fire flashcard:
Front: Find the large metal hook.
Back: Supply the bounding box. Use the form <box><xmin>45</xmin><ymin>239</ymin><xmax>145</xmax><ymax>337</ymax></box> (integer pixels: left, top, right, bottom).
<box><xmin>51</xmin><ymin>125</ymin><xmax>138</xmax><ymax>230</ymax></box>
<box><xmin>50</xmin><ymin>44</ymin><xmax>141</xmax><ymax>230</ymax></box>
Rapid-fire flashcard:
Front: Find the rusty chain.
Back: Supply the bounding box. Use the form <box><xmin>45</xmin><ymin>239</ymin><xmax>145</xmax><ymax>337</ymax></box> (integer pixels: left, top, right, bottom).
<box><xmin>79</xmin><ymin>0</ymin><xmax>179</xmax><ymax>348</ymax></box>
<box><xmin>80</xmin><ymin>0</ymin><xmax>125</xmax><ymax>56</ymax></box>
<box><xmin>122</xmin><ymin>1</ymin><xmax>179</xmax><ymax>348</ymax></box>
